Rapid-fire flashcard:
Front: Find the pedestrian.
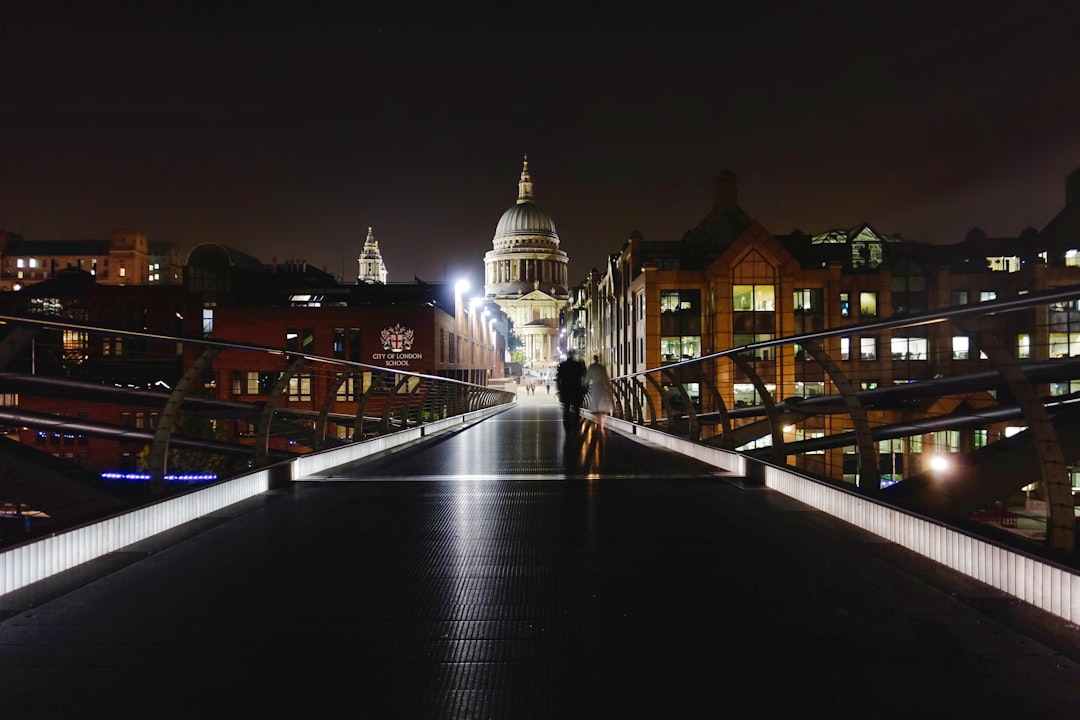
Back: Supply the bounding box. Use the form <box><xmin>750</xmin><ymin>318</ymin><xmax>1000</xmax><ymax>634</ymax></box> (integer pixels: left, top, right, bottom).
<box><xmin>546</xmin><ymin>381</ymin><xmax>551</xmax><ymax>394</ymax></box>
<box><xmin>555</xmin><ymin>349</ymin><xmax>586</xmax><ymax>434</ymax></box>
<box><xmin>584</xmin><ymin>354</ymin><xmax>614</xmax><ymax>431</ymax></box>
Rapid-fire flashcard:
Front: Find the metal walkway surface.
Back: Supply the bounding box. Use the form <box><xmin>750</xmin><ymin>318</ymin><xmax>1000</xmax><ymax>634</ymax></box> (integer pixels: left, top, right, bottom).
<box><xmin>2</xmin><ymin>401</ymin><xmax>1080</xmax><ymax>719</ymax></box>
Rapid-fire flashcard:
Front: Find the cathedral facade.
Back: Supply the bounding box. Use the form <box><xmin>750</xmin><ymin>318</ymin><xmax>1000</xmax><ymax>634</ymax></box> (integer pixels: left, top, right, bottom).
<box><xmin>483</xmin><ymin>157</ymin><xmax>569</xmax><ymax>374</ymax></box>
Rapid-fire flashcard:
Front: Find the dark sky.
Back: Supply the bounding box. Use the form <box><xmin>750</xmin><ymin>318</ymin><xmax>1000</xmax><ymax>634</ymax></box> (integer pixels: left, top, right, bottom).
<box><xmin>3</xmin><ymin>2</ymin><xmax>1079</xmax><ymax>286</ymax></box>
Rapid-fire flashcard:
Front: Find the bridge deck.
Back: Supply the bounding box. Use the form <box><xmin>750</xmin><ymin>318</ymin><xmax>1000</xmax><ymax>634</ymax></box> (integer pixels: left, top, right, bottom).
<box><xmin>1</xmin><ymin>398</ymin><xmax>1079</xmax><ymax>718</ymax></box>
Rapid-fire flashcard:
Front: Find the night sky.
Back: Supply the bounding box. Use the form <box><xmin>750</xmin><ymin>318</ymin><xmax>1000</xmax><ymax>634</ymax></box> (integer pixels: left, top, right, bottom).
<box><xmin>3</xmin><ymin>2</ymin><xmax>1079</xmax><ymax>287</ymax></box>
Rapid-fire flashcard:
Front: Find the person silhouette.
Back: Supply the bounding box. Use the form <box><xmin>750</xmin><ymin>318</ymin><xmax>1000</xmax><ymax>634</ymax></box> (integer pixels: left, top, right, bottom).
<box><xmin>555</xmin><ymin>349</ymin><xmax>586</xmax><ymax>435</ymax></box>
<box><xmin>584</xmin><ymin>354</ymin><xmax>614</xmax><ymax>431</ymax></box>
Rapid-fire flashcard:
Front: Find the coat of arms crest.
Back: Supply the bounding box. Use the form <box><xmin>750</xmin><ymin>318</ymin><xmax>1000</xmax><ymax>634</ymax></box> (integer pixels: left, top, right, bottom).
<box><xmin>380</xmin><ymin>323</ymin><xmax>415</xmax><ymax>353</ymax></box>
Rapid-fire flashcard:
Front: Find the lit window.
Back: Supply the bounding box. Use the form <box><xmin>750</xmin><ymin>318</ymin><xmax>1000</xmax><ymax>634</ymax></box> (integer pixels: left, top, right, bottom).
<box><xmin>1017</xmin><ymin>334</ymin><xmax>1030</xmax><ymax>359</ymax></box>
<box><xmin>859</xmin><ymin>292</ymin><xmax>877</xmax><ymax>317</ymax></box>
<box><xmin>28</xmin><ymin>258</ymin><xmax>38</xmax><ymax>268</ymax></box>
<box><xmin>952</xmin><ymin>336</ymin><xmax>969</xmax><ymax>360</ymax></box>
<box><xmin>860</xmin><ymin>337</ymin><xmax>877</xmax><ymax>361</ymax></box>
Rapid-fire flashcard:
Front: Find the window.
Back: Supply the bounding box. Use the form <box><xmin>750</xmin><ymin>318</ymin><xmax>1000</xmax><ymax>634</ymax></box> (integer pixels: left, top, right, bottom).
<box><xmin>987</xmin><ymin>255</ymin><xmax>1021</xmax><ymax>272</ymax></box>
<box><xmin>1017</xmin><ymin>333</ymin><xmax>1031</xmax><ymax>359</ymax></box>
<box><xmin>1049</xmin><ymin>332</ymin><xmax>1080</xmax><ymax>359</ymax></box>
<box><xmin>733</xmin><ymin>285</ymin><xmax>774</xmax><ymax>312</ymax></box>
<box><xmin>733</xmin><ymin>383</ymin><xmax>775</xmax><ymax>408</ymax></box>
<box><xmin>859</xmin><ymin>292</ymin><xmax>877</xmax><ymax>317</ymax></box>
<box><xmin>890</xmin><ymin>335</ymin><xmax>928</xmax><ymax>360</ymax></box>
<box><xmin>733</xmin><ymin>285</ymin><xmax>774</xmax><ymax>360</ymax></box>
<box><xmin>733</xmin><ymin>334</ymin><xmax>775</xmax><ymax>361</ymax></box>
<box><xmin>349</xmin><ymin>328</ymin><xmax>361</xmax><ymax>360</ymax></box>
<box><xmin>202</xmin><ymin>306</ymin><xmax>214</xmax><ymax>337</ymax></box>
<box><xmin>661</xmin><ymin>289</ymin><xmax>700</xmax><ymax>314</ymax></box>
<box><xmin>660</xmin><ymin>289</ymin><xmax>701</xmax><ymax>362</ymax></box>
<box><xmin>952</xmin><ymin>336</ymin><xmax>970</xmax><ymax>360</ymax></box>
<box><xmin>840</xmin><ymin>337</ymin><xmax>850</xmax><ymax>361</ymax></box>
<box><xmin>102</xmin><ymin>337</ymin><xmax>124</xmax><ymax>357</ymax></box>
<box><xmin>287</xmin><ymin>374</ymin><xmax>312</xmax><ymax>401</ymax></box>
<box><xmin>793</xmin><ymin>288</ymin><xmax>825</xmax><ymax>334</ymax></box>
<box><xmin>334</xmin><ymin>328</ymin><xmax>346</xmax><ymax>359</ymax></box>
<box><xmin>860</xmin><ymin>337</ymin><xmax>877</xmax><ymax>361</ymax></box>
<box><xmin>852</xmin><ymin>241</ymin><xmax>882</xmax><ymax>269</ymax></box>
<box><xmin>660</xmin><ymin>336</ymin><xmax>701</xmax><ymax>362</ymax></box>
<box><xmin>336</xmin><ymin>375</ymin><xmax>357</xmax><ymax>401</ymax></box>
<box><xmin>63</xmin><ymin>330</ymin><xmax>88</xmax><ymax>363</ymax></box>
<box><xmin>794</xmin><ymin>381</ymin><xmax>825</xmax><ymax>397</ymax></box>
<box><xmin>979</xmin><ymin>291</ymin><xmax>997</xmax><ymax>302</ymax></box>
<box><xmin>794</xmin><ymin>288</ymin><xmax>824</xmax><ymax>312</ymax></box>
<box><xmin>1066</xmin><ymin>249</ymin><xmax>1080</xmax><ymax>267</ymax></box>
<box><xmin>1050</xmin><ymin>380</ymin><xmax>1080</xmax><ymax>397</ymax></box>
<box><xmin>233</xmin><ymin>371</ymin><xmax>259</xmax><ymax>395</ymax></box>
<box><xmin>951</xmin><ymin>290</ymin><xmax>969</xmax><ymax>306</ymax></box>
<box><xmin>840</xmin><ymin>292</ymin><xmax>850</xmax><ymax>318</ymax></box>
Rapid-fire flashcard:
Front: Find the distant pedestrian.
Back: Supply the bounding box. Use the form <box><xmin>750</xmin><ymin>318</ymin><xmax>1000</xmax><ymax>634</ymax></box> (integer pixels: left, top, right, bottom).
<box><xmin>546</xmin><ymin>381</ymin><xmax>551</xmax><ymax>394</ymax></box>
<box><xmin>585</xmin><ymin>355</ymin><xmax>614</xmax><ymax>431</ymax></box>
<box><xmin>555</xmin><ymin>349</ymin><xmax>586</xmax><ymax>434</ymax></box>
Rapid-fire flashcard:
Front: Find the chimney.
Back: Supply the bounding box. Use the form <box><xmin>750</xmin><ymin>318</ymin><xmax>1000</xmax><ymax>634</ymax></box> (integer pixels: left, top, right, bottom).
<box><xmin>713</xmin><ymin>169</ymin><xmax>737</xmax><ymax>212</ymax></box>
<box><xmin>1067</xmin><ymin>168</ymin><xmax>1080</xmax><ymax>207</ymax></box>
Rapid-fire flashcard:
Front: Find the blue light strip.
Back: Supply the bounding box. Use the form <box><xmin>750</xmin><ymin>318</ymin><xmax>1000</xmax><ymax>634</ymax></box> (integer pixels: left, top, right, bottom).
<box><xmin>99</xmin><ymin>472</ymin><xmax>218</xmax><ymax>483</ymax></box>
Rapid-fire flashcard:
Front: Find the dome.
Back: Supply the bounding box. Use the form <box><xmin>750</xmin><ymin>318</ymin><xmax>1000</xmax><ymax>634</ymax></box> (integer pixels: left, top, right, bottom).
<box><xmin>491</xmin><ymin>156</ymin><xmax>561</xmax><ymax>250</ymax></box>
<box><xmin>494</xmin><ymin>202</ymin><xmax>557</xmax><ymax>239</ymax></box>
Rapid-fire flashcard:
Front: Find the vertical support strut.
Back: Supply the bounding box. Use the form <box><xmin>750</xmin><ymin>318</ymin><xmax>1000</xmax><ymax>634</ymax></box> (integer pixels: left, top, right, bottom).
<box><xmin>800</xmin><ymin>339</ymin><xmax>880</xmax><ymax>492</ymax></box>
<box><xmin>149</xmin><ymin>347</ymin><xmax>220</xmax><ymax>495</ymax></box>
<box><xmin>254</xmin><ymin>354</ymin><xmax>308</xmax><ymax>468</ymax></box>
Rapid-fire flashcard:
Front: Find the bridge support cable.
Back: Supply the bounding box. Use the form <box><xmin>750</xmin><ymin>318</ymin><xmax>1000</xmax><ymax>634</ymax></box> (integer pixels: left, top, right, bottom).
<box><xmin>148</xmin><ymin>347</ymin><xmax>220</xmax><ymax>495</ymax></box>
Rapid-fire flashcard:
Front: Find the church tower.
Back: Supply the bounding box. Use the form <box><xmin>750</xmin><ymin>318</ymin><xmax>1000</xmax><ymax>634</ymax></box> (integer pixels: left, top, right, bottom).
<box><xmin>484</xmin><ymin>156</ymin><xmax>569</xmax><ymax>375</ymax></box>
<box><xmin>357</xmin><ymin>226</ymin><xmax>388</xmax><ymax>284</ymax></box>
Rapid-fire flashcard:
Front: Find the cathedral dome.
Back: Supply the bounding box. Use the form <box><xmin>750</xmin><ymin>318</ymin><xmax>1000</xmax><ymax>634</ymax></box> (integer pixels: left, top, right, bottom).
<box><xmin>491</xmin><ymin>156</ymin><xmax>560</xmax><ymax>250</ymax></box>
<box><xmin>494</xmin><ymin>202</ymin><xmax>557</xmax><ymax>240</ymax></box>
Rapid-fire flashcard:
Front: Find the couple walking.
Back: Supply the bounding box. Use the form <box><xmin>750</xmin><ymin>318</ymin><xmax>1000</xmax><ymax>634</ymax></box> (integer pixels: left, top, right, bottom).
<box><xmin>555</xmin><ymin>349</ymin><xmax>614</xmax><ymax>435</ymax></box>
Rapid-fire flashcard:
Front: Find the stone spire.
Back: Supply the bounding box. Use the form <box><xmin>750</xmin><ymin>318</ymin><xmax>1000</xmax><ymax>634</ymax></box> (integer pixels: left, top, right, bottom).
<box><xmin>357</xmin><ymin>226</ymin><xmax>388</xmax><ymax>284</ymax></box>
<box><xmin>517</xmin><ymin>154</ymin><xmax>533</xmax><ymax>204</ymax></box>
